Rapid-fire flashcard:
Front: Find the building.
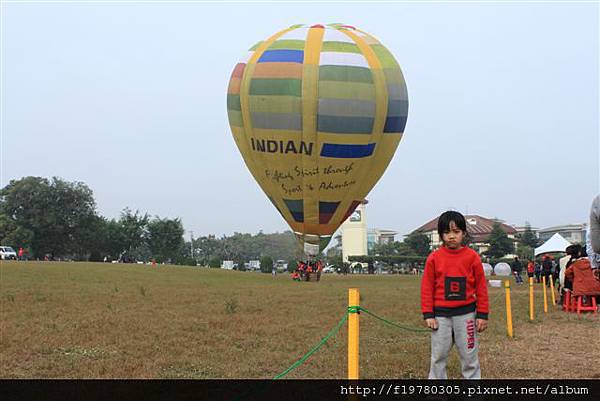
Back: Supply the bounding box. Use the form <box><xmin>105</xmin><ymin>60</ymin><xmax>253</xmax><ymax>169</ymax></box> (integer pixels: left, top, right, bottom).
<box><xmin>340</xmin><ymin>201</ymin><xmax>368</xmax><ymax>263</ymax></box>
<box><xmin>537</xmin><ymin>224</ymin><xmax>586</xmax><ymax>244</ymax></box>
<box><xmin>367</xmin><ymin>229</ymin><xmax>398</xmax><ymax>254</ymax></box>
<box><xmin>411</xmin><ymin>214</ymin><xmax>518</xmax><ymax>256</ymax></box>
<box><xmin>513</xmin><ymin>225</ymin><xmax>540</xmax><ymax>239</ymax></box>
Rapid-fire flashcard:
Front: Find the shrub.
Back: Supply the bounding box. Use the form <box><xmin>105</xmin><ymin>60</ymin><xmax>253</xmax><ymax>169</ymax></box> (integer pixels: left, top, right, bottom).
<box><xmin>234</xmin><ymin>259</ymin><xmax>246</xmax><ymax>271</ymax></box>
<box><xmin>259</xmin><ymin>256</ymin><xmax>273</xmax><ymax>273</ymax></box>
<box><xmin>208</xmin><ymin>257</ymin><xmax>222</xmax><ymax>268</ymax></box>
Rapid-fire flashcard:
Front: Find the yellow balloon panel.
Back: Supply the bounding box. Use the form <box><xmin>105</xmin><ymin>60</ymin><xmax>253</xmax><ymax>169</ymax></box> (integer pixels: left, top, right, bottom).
<box><xmin>227</xmin><ymin>24</ymin><xmax>408</xmax><ymax>253</ymax></box>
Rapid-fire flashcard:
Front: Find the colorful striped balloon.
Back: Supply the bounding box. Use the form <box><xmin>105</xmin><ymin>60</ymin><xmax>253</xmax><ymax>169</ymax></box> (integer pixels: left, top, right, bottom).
<box><xmin>227</xmin><ymin>23</ymin><xmax>408</xmax><ymax>256</ymax></box>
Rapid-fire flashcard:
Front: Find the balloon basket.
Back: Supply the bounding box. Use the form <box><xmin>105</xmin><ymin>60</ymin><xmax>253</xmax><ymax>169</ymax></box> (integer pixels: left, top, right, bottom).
<box><xmin>304</xmin><ymin>272</ymin><xmax>321</xmax><ymax>282</ymax></box>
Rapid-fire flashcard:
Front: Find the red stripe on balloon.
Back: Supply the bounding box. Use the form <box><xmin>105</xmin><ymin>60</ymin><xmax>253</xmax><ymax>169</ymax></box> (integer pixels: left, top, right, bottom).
<box><xmin>231</xmin><ymin>63</ymin><xmax>246</xmax><ymax>79</ymax></box>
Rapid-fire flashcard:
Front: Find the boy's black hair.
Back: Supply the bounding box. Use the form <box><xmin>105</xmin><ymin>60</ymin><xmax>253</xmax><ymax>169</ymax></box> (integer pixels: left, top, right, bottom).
<box><xmin>437</xmin><ymin>211</ymin><xmax>468</xmax><ymax>242</ymax></box>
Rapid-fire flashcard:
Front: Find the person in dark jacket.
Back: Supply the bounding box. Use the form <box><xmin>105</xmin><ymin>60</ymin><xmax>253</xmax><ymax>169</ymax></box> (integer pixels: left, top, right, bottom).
<box><xmin>542</xmin><ymin>255</ymin><xmax>553</xmax><ymax>287</ymax></box>
<box><xmin>534</xmin><ymin>261</ymin><xmax>542</xmax><ymax>283</ymax></box>
<box><xmin>552</xmin><ymin>259</ymin><xmax>561</xmax><ymax>287</ymax></box>
<box><xmin>561</xmin><ymin>245</ymin><xmax>582</xmax><ymax>294</ymax></box>
<box><xmin>511</xmin><ymin>256</ymin><xmax>524</xmax><ymax>284</ymax></box>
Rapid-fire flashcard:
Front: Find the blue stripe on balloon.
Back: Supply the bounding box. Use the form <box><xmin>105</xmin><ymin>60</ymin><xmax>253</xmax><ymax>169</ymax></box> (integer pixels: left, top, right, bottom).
<box><xmin>283</xmin><ymin>199</ymin><xmax>304</xmax><ymax>222</ymax></box>
<box><xmin>383</xmin><ymin>116</ymin><xmax>407</xmax><ymax>133</ymax></box>
<box><xmin>290</xmin><ymin>211</ymin><xmax>304</xmax><ymax>222</ymax></box>
<box><xmin>258</xmin><ymin>50</ymin><xmax>304</xmax><ymax>63</ymax></box>
<box><xmin>320</xmin><ymin>143</ymin><xmax>376</xmax><ymax>158</ymax></box>
<box><xmin>319</xmin><ymin>201</ymin><xmax>340</xmax><ymax>214</ymax></box>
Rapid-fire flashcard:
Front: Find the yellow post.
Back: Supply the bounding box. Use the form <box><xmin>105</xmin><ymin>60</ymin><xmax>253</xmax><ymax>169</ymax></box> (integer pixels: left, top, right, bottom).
<box><xmin>542</xmin><ymin>275</ymin><xmax>548</xmax><ymax>313</ymax></box>
<box><xmin>529</xmin><ymin>277</ymin><xmax>535</xmax><ymax>321</ymax></box>
<box><xmin>504</xmin><ymin>280</ymin><xmax>513</xmax><ymax>338</ymax></box>
<box><xmin>549</xmin><ymin>275</ymin><xmax>556</xmax><ymax>306</ymax></box>
<box><xmin>348</xmin><ymin>288</ymin><xmax>359</xmax><ymax>379</ymax></box>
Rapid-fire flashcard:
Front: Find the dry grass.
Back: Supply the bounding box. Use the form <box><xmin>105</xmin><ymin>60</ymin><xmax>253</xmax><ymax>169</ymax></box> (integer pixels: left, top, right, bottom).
<box><xmin>1</xmin><ymin>261</ymin><xmax>598</xmax><ymax>378</ymax></box>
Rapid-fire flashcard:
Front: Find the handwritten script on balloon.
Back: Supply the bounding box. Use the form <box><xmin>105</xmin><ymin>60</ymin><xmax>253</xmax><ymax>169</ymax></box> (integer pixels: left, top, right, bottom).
<box><xmin>265</xmin><ymin>163</ymin><xmax>357</xmax><ymax>195</ymax></box>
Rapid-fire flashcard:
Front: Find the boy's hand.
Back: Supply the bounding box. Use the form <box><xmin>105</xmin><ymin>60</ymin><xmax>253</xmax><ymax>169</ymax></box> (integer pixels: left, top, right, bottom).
<box><xmin>476</xmin><ymin>319</ymin><xmax>487</xmax><ymax>332</ymax></box>
<box><xmin>425</xmin><ymin>318</ymin><xmax>438</xmax><ymax>330</ymax></box>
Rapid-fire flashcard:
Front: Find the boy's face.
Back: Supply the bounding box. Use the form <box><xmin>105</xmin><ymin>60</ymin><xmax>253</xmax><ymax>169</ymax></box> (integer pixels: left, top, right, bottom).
<box><xmin>442</xmin><ymin>221</ymin><xmax>464</xmax><ymax>249</ymax></box>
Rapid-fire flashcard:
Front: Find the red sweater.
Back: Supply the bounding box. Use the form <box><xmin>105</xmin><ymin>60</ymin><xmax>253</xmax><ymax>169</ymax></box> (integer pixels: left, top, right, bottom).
<box><xmin>421</xmin><ymin>246</ymin><xmax>489</xmax><ymax>320</ymax></box>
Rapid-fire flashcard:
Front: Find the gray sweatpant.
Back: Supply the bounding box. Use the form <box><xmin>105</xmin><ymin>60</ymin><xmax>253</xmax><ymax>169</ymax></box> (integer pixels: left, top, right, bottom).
<box><xmin>428</xmin><ymin>312</ymin><xmax>481</xmax><ymax>379</ymax></box>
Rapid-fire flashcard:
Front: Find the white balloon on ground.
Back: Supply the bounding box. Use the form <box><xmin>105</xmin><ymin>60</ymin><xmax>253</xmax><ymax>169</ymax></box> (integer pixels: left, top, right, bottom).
<box><xmin>494</xmin><ymin>262</ymin><xmax>511</xmax><ymax>276</ymax></box>
<box><xmin>482</xmin><ymin>263</ymin><xmax>493</xmax><ymax>276</ymax></box>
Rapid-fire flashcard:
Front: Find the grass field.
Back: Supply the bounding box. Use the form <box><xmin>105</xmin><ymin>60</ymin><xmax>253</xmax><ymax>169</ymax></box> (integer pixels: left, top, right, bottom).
<box><xmin>1</xmin><ymin>261</ymin><xmax>599</xmax><ymax>379</ymax></box>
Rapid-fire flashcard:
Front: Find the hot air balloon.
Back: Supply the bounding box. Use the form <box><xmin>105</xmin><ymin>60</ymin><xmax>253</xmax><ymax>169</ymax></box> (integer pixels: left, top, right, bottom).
<box><xmin>227</xmin><ymin>23</ymin><xmax>408</xmax><ymax>257</ymax></box>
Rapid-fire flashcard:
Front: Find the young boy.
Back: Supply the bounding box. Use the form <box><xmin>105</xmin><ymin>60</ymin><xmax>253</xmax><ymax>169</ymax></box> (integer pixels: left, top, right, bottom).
<box><xmin>421</xmin><ymin>211</ymin><xmax>489</xmax><ymax>379</ymax></box>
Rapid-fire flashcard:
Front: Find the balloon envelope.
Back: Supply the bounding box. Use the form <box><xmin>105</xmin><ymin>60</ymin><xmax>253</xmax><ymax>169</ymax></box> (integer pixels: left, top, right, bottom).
<box><xmin>227</xmin><ymin>24</ymin><xmax>408</xmax><ymax>255</ymax></box>
<box><xmin>494</xmin><ymin>262</ymin><xmax>512</xmax><ymax>276</ymax></box>
<box><xmin>482</xmin><ymin>263</ymin><xmax>493</xmax><ymax>276</ymax></box>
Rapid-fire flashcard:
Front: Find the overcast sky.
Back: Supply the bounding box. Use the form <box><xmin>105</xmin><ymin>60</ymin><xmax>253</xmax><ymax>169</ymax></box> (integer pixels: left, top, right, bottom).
<box><xmin>2</xmin><ymin>1</ymin><xmax>599</xmax><ymax>239</ymax></box>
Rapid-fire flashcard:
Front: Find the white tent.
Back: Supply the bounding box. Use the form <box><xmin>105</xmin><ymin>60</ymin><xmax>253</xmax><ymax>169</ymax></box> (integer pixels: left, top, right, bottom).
<box><xmin>534</xmin><ymin>233</ymin><xmax>572</xmax><ymax>256</ymax></box>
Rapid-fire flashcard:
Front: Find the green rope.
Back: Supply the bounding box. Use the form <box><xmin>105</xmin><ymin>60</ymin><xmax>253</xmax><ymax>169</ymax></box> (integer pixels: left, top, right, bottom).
<box><xmin>358</xmin><ymin>306</ymin><xmax>430</xmax><ymax>333</ymax></box>
<box><xmin>272</xmin><ymin>312</ymin><xmax>349</xmax><ymax>379</ymax></box>
<box><xmin>272</xmin><ymin>300</ymin><xmax>497</xmax><ymax>380</ymax></box>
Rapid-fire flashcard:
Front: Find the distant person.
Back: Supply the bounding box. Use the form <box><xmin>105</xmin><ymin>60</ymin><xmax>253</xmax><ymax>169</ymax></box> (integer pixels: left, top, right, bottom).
<box><xmin>511</xmin><ymin>256</ymin><xmax>524</xmax><ymax>285</ymax></box>
<box><xmin>542</xmin><ymin>255</ymin><xmax>553</xmax><ymax>287</ymax></box>
<box><xmin>564</xmin><ymin>247</ymin><xmax>600</xmax><ymax>303</ymax></box>
<box><xmin>552</xmin><ymin>258</ymin><xmax>560</xmax><ymax>288</ymax></box>
<box><xmin>316</xmin><ymin>260</ymin><xmax>323</xmax><ymax>281</ymax></box>
<box><xmin>305</xmin><ymin>262</ymin><xmax>313</xmax><ymax>281</ymax></box>
<box><xmin>590</xmin><ymin>194</ymin><xmax>600</xmax><ymax>258</ymax></box>
<box><xmin>558</xmin><ymin>246</ymin><xmax>577</xmax><ymax>294</ymax></box>
<box><xmin>526</xmin><ymin>259</ymin><xmax>535</xmax><ymax>280</ymax></box>
<box><xmin>421</xmin><ymin>211</ymin><xmax>488</xmax><ymax>379</ymax></box>
<box><xmin>534</xmin><ymin>261</ymin><xmax>542</xmax><ymax>283</ymax></box>
<box><xmin>561</xmin><ymin>245</ymin><xmax>582</xmax><ymax>301</ymax></box>
<box><xmin>368</xmin><ymin>261</ymin><xmax>374</xmax><ymax>275</ymax></box>
<box><xmin>297</xmin><ymin>261</ymin><xmax>306</xmax><ymax>280</ymax></box>
<box><xmin>18</xmin><ymin>247</ymin><xmax>24</xmax><ymax>261</ymax></box>
<box><xmin>585</xmin><ymin>221</ymin><xmax>600</xmax><ymax>282</ymax></box>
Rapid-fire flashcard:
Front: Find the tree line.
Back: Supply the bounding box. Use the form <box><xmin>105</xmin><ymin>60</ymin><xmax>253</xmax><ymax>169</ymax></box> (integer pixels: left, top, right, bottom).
<box><xmin>0</xmin><ymin>177</ymin><xmax>186</xmax><ymax>262</ymax></box>
<box><xmin>190</xmin><ymin>231</ymin><xmax>302</xmax><ymax>269</ymax></box>
<box><xmin>0</xmin><ymin>176</ymin><xmax>303</xmax><ymax>266</ymax></box>
<box><xmin>0</xmin><ymin>176</ymin><xmax>542</xmax><ymax>267</ymax></box>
